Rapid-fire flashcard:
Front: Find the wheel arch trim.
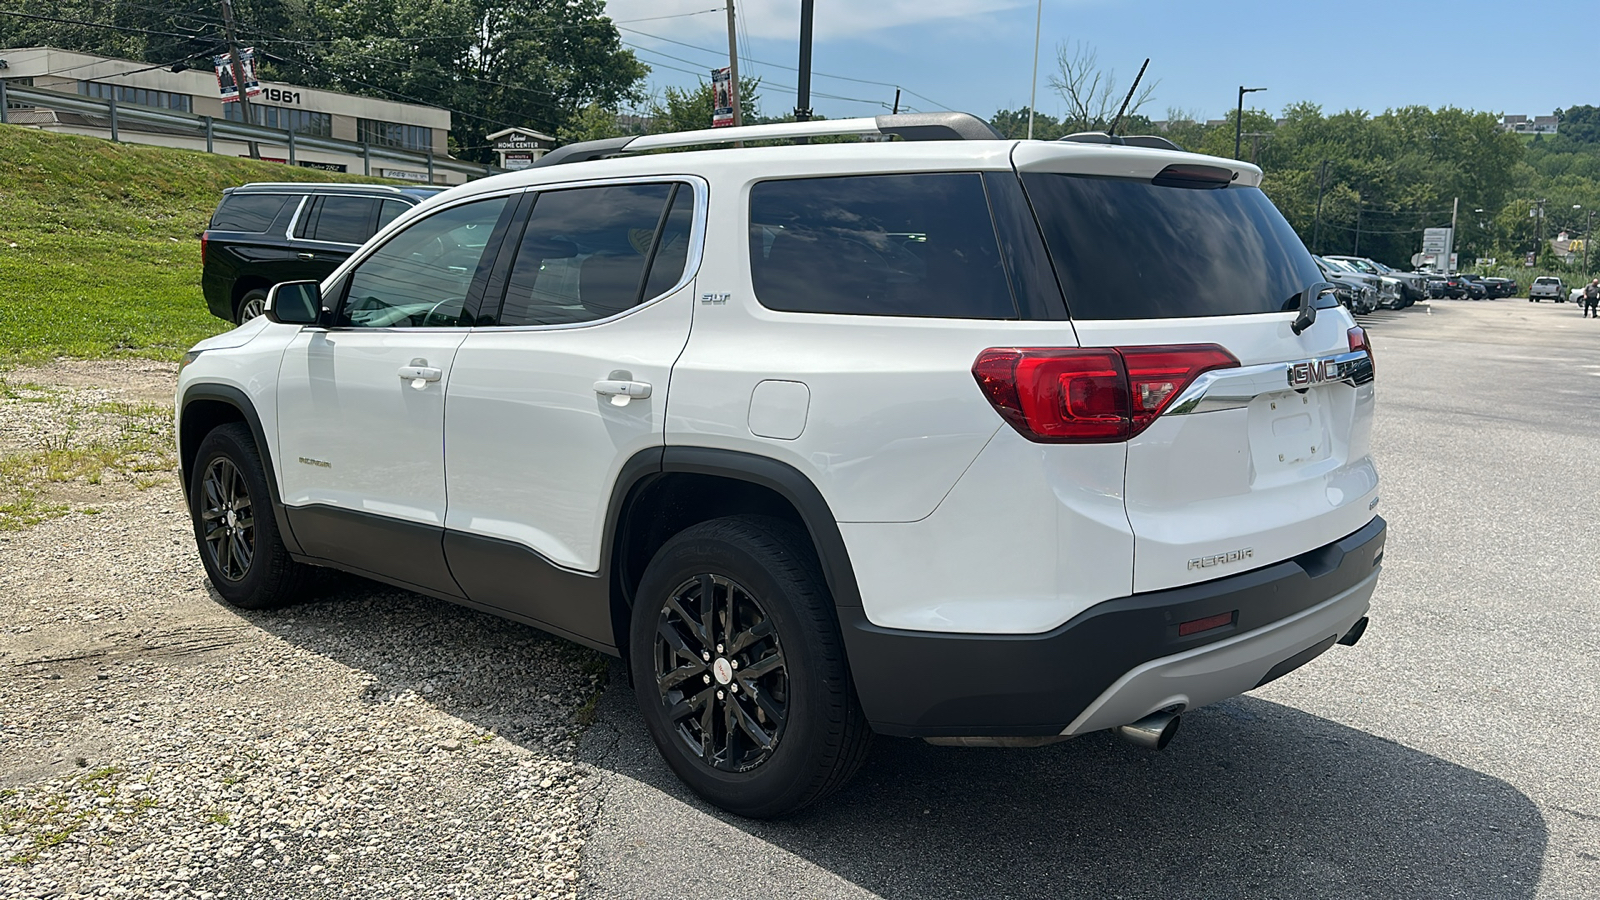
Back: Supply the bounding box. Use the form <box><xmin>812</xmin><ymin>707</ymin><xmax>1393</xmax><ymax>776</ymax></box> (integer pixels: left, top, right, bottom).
<box><xmin>179</xmin><ymin>383</ymin><xmax>302</xmax><ymax>555</ymax></box>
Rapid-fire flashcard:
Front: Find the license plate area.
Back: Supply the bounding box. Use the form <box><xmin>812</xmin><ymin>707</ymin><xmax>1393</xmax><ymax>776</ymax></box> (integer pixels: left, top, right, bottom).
<box><xmin>1248</xmin><ymin>388</ymin><xmax>1331</xmax><ymax>478</ymax></box>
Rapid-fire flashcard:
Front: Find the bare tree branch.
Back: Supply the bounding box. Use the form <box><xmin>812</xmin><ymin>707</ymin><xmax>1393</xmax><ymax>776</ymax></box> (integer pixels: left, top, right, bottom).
<box><xmin>1048</xmin><ymin>41</ymin><xmax>1158</xmax><ymax>133</ymax></box>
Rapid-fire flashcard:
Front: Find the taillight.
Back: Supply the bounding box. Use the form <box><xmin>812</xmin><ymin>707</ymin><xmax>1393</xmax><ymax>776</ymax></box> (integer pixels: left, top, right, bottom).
<box><xmin>1347</xmin><ymin>325</ymin><xmax>1373</xmax><ymax>376</ymax></box>
<box><xmin>972</xmin><ymin>344</ymin><xmax>1238</xmax><ymax>443</ymax></box>
<box><xmin>200</xmin><ymin>232</ymin><xmax>208</xmax><ymax>265</ymax></box>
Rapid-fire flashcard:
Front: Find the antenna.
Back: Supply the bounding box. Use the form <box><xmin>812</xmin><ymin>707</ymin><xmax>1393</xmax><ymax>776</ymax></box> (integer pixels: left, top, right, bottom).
<box><xmin>1108</xmin><ymin>58</ymin><xmax>1150</xmax><ymax>136</ymax></box>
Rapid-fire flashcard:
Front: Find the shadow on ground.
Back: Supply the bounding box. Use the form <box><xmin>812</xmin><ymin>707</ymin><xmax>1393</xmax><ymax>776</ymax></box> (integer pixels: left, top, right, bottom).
<box><xmin>223</xmin><ymin>579</ymin><xmax>1545</xmax><ymax>900</ymax></box>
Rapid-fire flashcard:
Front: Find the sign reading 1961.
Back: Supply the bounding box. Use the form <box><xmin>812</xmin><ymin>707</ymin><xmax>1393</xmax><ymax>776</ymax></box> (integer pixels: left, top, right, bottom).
<box><xmin>262</xmin><ymin>88</ymin><xmax>301</xmax><ymax>105</ymax></box>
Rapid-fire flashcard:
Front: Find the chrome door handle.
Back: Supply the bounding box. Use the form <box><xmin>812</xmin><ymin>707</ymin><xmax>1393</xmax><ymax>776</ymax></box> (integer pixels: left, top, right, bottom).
<box><xmin>398</xmin><ymin>364</ymin><xmax>443</xmax><ymax>388</ymax></box>
<box><xmin>297</xmin><ymin>252</ymin><xmax>316</xmax><ymax>260</ymax></box>
<box><xmin>594</xmin><ymin>380</ymin><xmax>652</xmax><ymax>399</ymax></box>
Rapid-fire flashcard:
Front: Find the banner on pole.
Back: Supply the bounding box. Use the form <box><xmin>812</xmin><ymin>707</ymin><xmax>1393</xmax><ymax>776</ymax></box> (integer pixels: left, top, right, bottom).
<box><xmin>711</xmin><ymin>67</ymin><xmax>735</xmax><ymax>128</ymax></box>
<box><xmin>215</xmin><ymin>48</ymin><xmax>261</xmax><ymax>103</ymax></box>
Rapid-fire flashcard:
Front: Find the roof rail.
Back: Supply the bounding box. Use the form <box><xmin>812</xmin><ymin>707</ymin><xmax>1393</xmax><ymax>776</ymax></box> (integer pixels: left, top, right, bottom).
<box><xmin>1058</xmin><ymin>131</ymin><xmax>1185</xmax><ymax>152</ymax></box>
<box><xmin>534</xmin><ymin>112</ymin><xmax>1002</xmax><ymax>168</ymax></box>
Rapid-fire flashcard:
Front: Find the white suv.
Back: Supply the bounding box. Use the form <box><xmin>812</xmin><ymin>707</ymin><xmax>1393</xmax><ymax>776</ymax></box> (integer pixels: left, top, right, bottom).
<box><xmin>176</xmin><ymin>114</ymin><xmax>1385</xmax><ymax>818</ymax></box>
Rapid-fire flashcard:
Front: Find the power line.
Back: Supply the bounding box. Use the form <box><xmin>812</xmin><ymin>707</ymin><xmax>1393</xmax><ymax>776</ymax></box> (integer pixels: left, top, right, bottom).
<box><xmin>233</xmin><ymin>8</ymin><xmax>725</xmax><ymax>46</ymax></box>
<box><xmin>625</xmin><ymin>44</ymin><xmax>893</xmax><ymax>110</ymax></box>
<box><xmin>0</xmin><ymin>8</ymin><xmax>218</xmax><ymax>40</ymax></box>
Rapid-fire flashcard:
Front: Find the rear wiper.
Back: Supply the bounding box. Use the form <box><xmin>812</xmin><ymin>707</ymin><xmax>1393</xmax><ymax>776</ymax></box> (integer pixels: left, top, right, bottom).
<box><xmin>1290</xmin><ymin>281</ymin><xmax>1338</xmax><ymax>336</ymax></box>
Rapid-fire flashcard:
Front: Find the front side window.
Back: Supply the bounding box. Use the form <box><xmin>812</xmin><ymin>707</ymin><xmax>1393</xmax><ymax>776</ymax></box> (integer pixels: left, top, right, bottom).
<box><xmin>308</xmin><ymin>196</ymin><xmax>379</xmax><ymax>244</ymax></box>
<box><xmin>494</xmin><ymin>183</ymin><xmax>690</xmax><ymax>327</ymax></box>
<box><xmin>338</xmin><ymin>197</ymin><xmax>509</xmax><ymax>328</ymax></box>
<box><xmin>747</xmin><ymin>173</ymin><xmax>1016</xmax><ymax>319</ymax></box>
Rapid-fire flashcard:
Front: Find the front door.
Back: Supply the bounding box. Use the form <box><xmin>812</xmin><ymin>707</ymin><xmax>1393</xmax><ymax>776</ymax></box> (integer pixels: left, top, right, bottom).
<box><xmin>442</xmin><ymin>179</ymin><xmax>700</xmax><ymax>642</ymax></box>
<box><xmin>275</xmin><ymin>193</ymin><xmax>516</xmax><ymax>596</ymax></box>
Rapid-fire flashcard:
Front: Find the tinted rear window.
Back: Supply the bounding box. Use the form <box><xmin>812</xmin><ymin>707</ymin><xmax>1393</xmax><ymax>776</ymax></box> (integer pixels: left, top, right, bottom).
<box><xmin>748</xmin><ymin>173</ymin><xmax>1016</xmax><ymax>319</ymax></box>
<box><xmin>210</xmin><ymin>193</ymin><xmax>293</xmax><ymax>233</ymax></box>
<box><xmin>311</xmin><ymin>197</ymin><xmax>378</xmax><ymax>244</ymax></box>
<box><xmin>1022</xmin><ymin>173</ymin><xmax>1321</xmax><ymax>320</ymax></box>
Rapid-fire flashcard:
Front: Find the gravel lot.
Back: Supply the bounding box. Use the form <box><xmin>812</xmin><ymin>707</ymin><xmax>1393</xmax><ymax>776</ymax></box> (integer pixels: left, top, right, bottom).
<box><xmin>5</xmin><ymin>298</ymin><xmax>1600</xmax><ymax>899</ymax></box>
<box><xmin>1</xmin><ymin>361</ymin><xmax>607</xmax><ymax>899</ymax></box>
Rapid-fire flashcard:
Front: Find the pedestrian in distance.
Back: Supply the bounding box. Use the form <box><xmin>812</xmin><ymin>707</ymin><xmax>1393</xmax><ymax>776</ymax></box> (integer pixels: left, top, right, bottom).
<box><xmin>1585</xmin><ymin>279</ymin><xmax>1600</xmax><ymax>319</ymax></box>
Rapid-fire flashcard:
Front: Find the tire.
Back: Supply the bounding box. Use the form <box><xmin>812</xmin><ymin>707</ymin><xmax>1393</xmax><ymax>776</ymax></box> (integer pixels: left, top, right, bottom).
<box><xmin>188</xmin><ymin>423</ymin><xmax>314</xmax><ymax>609</ymax></box>
<box><xmin>236</xmin><ymin>288</ymin><xmax>269</xmax><ymax>324</ymax></box>
<box><xmin>629</xmin><ymin>515</ymin><xmax>872</xmax><ymax>818</ymax></box>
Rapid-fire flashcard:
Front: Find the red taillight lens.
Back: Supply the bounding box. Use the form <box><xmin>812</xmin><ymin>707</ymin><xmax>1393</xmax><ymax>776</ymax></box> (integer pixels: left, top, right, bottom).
<box><xmin>972</xmin><ymin>344</ymin><xmax>1239</xmax><ymax>443</ymax></box>
<box><xmin>200</xmin><ymin>232</ymin><xmax>208</xmax><ymax>265</ymax></box>
<box><xmin>1347</xmin><ymin>325</ymin><xmax>1373</xmax><ymax>376</ymax></box>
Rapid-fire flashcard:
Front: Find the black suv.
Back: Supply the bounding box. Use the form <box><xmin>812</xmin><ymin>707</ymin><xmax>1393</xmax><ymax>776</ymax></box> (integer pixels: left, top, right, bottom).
<box><xmin>201</xmin><ymin>183</ymin><xmax>444</xmax><ymax>323</ymax></box>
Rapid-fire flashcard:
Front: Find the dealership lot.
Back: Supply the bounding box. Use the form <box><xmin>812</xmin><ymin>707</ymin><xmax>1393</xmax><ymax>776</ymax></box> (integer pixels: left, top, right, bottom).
<box><xmin>2</xmin><ymin>298</ymin><xmax>1597</xmax><ymax>898</ymax></box>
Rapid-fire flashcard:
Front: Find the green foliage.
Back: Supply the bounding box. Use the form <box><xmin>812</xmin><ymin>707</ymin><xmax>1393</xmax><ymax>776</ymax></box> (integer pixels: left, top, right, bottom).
<box><xmin>649</xmin><ymin>76</ymin><xmax>762</xmax><ymax>135</ymax></box>
<box><xmin>0</xmin><ymin>0</ymin><xmax>648</xmax><ymax>163</ymax></box>
<box><xmin>0</xmin><ymin>124</ymin><xmax>392</xmax><ymax>363</ymax></box>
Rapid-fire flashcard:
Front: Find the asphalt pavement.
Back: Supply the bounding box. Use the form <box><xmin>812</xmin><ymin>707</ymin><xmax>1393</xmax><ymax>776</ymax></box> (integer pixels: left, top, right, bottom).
<box><xmin>576</xmin><ymin>297</ymin><xmax>1600</xmax><ymax>900</ymax></box>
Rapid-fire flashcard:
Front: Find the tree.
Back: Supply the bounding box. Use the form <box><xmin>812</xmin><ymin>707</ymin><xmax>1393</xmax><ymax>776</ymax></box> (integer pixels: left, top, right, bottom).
<box><xmin>1047</xmin><ymin>41</ymin><xmax>1156</xmax><ymax>134</ymax></box>
<box><xmin>648</xmin><ymin>76</ymin><xmax>761</xmax><ymax>134</ymax></box>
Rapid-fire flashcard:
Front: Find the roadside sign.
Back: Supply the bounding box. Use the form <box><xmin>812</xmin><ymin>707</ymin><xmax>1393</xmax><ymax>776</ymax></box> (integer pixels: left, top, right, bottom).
<box><xmin>214</xmin><ymin>48</ymin><xmax>261</xmax><ymax>103</ymax></box>
<box><xmin>1410</xmin><ymin>252</ymin><xmax>1425</xmax><ymax>267</ymax></box>
<box><xmin>382</xmin><ymin>169</ymin><xmax>430</xmax><ymax>182</ymax></box>
<box><xmin>711</xmin><ymin>67</ymin><xmax>735</xmax><ymax>128</ymax></box>
<box><xmin>1526</xmin><ymin>252</ymin><xmax>1537</xmax><ymax>267</ymax></box>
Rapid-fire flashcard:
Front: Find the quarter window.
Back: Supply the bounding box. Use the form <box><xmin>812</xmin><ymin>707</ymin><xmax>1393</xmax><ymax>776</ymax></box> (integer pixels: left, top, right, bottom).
<box><xmin>300</xmin><ymin>196</ymin><xmax>379</xmax><ymax>244</ymax></box>
<box><xmin>210</xmin><ymin>193</ymin><xmax>293</xmax><ymax>233</ymax></box>
<box><xmin>338</xmin><ymin>198</ymin><xmax>510</xmax><ymax>328</ymax></box>
<box><xmin>494</xmin><ymin>183</ymin><xmax>690</xmax><ymax>328</ymax></box>
<box><xmin>747</xmin><ymin>173</ymin><xmax>1016</xmax><ymax>319</ymax></box>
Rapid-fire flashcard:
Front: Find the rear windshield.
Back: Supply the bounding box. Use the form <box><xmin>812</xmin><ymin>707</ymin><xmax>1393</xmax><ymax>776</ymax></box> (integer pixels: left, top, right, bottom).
<box><xmin>1022</xmin><ymin>173</ymin><xmax>1321</xmax><ymax>320</ymax></box>
<box><xmin>210</xmin><ymin>193</ymin><xmax>293</xmax><ymax>233</ymax></box>
<box><xmin>1535</xmin><ymin>277</ymin><xmax>1559</xmax><ymax>284</ymax></box>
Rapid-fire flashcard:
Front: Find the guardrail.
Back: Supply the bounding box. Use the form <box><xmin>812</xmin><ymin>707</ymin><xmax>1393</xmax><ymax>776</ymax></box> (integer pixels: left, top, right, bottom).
<box><xmin>0</xmin><ymin>81</ymin><xmax>499</xmax><ymax>183</ymax></box>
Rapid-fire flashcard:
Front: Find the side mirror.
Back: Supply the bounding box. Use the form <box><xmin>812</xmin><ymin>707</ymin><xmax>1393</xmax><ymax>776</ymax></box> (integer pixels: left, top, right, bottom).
<box><xmin>265</xmin><ymin>281</ymin><xmax>324</xmax><ymax>325</ymax></box>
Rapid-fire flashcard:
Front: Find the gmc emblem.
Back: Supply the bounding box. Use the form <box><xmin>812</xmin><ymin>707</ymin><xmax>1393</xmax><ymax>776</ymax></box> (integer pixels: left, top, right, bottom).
<box><xmin>1288</xmin><ymin>359</ymin><xmax>1338</xmax><ymax>388</ymax></box>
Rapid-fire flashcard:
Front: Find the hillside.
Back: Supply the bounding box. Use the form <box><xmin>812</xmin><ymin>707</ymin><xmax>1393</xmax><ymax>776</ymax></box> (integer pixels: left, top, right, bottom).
<box><xmin>0</xmin><ymin>126</ymin><xmax>398</xmax><ymax>363</ymax></box>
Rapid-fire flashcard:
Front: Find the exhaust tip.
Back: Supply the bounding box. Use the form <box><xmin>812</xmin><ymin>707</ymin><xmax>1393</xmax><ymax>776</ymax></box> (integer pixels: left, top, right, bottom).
<box><xmin>1338</xmin><ymin>616</ymin><xmax>1369</xmax><ymax>647</ymax></box>
<box><xmin>1115</xmin><ymin>711</ymin><xmax>1182</xmax><ymax>751</ymax></box>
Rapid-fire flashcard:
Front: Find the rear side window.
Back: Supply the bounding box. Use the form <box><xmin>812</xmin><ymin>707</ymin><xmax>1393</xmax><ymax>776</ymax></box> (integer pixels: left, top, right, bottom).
<box><xmin>310</xmin><ymin>196</ymin><xmax>378</xmax><ymax>244</ymax></box>
<box><xmin>210</xmin><ymin>193</ymin><xmax>292</xmax><ymax>233</ymax></box>
<box><xmin>748</xmin><ymin>173</ymin><xmax>1016</xmax><ymax>319</ymax></box>
<box><xmin>1022</xmin><ymin>173</ymin><xmax>1322</xmax><ymax>320</ymax></box>
<box><xmin>495</xmin><ymin>183</ymin><xmax>684</xmax><ymax>327</ymax></box>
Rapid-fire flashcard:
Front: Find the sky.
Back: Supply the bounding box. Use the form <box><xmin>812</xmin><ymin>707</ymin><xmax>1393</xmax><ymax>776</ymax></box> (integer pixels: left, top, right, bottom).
<box><xmin>602</xmin><ymin>0</ymin><xmax>1589</xmax><ymax>124</ymax></box>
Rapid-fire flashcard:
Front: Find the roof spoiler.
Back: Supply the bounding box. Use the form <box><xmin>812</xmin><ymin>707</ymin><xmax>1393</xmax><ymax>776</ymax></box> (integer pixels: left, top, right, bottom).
<box><xmin>534</xmin><ymin>112</ymin><xmax>1003</xmax><ymax>168</ymax></box>
<box><xmin>1059</xmin><ymin>131</ymin><xmax>1185</xmax><ymax>152</ymax></box>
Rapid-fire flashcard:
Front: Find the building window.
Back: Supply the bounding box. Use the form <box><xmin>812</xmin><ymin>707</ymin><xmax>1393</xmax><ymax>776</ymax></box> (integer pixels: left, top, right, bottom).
<box><xmin>78</xmin><ymin>80</ymin><xmax>192</xmax><ymax>113</ymax></box>
<box><xmin>358</xmin><ymin>118</ymin><xmax>432</xmax><ymax>152</ymax></box>
<box><xmin>222</xmin><ymin>103</ymin><xmax>332</xmax><ymax>137</ymax></box>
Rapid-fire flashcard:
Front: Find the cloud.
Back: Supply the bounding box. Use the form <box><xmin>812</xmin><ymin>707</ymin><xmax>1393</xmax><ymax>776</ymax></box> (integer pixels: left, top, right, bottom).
<box><xmin>603</xmin><ymin>0</ymin><xmax>1029</xmax><ymax>42</ymax></box>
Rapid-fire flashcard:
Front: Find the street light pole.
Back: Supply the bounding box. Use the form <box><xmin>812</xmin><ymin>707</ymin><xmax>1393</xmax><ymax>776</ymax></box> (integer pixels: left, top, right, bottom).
<box><xmin>1235</xmin><ymin>85</ymin><xmax>1266</xmax><ymax>159</ymax></box>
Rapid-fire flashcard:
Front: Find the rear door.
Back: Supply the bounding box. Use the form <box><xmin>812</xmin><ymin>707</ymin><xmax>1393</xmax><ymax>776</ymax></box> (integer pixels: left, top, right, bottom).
<box><xmin>286</xmin><ymin>194</ymin><xmax>381</xmax><ymax>279</ymax></box>
<box><xmin>1017</xmin><ymin>147</ymin><xmax>1378</xmax><ymax>594</ymax></box>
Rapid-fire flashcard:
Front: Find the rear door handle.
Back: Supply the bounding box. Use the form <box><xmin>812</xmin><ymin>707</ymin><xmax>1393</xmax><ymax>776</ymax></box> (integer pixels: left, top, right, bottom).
<box><xmin>398</xmin><ymin>364</ymin><xmax>443</xmax><ymax>388</ymax></box>
<box><xmin>594</xmin><ymin>380</ymin><xmax>652</xmax><ymax>399</ymax></box>
<box><xmin>296</xmin><ymin>252</ymin><xmax>316</xmax><ymax>260</ymax></box>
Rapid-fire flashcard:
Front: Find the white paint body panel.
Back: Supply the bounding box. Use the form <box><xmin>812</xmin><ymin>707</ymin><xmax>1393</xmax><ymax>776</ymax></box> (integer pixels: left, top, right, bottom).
<box><xmin>175</xmin><ymin>318</ymin><xmax>298</xmax><ymax>489</ymax></box>
<box><xmin>274</xmin><ymin>330</ymin><xmax>467</xmax><ymax>525</ymax></box>
<box><xmin>443</xmin><ymin>282</ymin><xmax>695</xmax><ymax>571</ymax></box>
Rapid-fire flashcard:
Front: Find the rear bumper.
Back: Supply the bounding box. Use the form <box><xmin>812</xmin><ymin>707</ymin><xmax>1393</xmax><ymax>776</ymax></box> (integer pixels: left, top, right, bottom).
<box><xmin>841</xmin><ymin>516</ymin><xmax>1385</xmax><ymax>737</ymax></box>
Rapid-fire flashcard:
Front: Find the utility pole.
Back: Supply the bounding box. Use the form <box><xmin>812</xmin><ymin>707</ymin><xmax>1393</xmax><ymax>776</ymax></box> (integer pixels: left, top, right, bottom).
<box><xmin>219</xmin><ymin>0</ymin><xmax>258</xmax><ymax>159</ymax></box>
<box><xmin>794</xmin><ymin>0</ymin><xmax>814</xmax><ymax>123</ymax></box>
<box><xmin>1535</xmin><ymin>198</ymin><xmax>1545</xmax><ymax>265</ymax></box>
<box><xmin>1354</xmin><ymin>195</ymin><xmax>1362</xmax><ymax>256</ymax></box>
<box><xmin>1311</xmin><ymin>159</ymin><xmax>1329</xmax><ymax>255</ymax></box>
<box><xmin>1235</xmin><ymin>85</ymin><xmax>1266</xmax><ymax>159</ymax></box>
<box><xmin>1450</xmin><ymin>196</ymin><xmax>1458</xmax><ymax>270</ymax></box>
<box><xmin>724</xmin><ymin>0</ymin><xmax>743</xmax><ymax>129</ymax></box>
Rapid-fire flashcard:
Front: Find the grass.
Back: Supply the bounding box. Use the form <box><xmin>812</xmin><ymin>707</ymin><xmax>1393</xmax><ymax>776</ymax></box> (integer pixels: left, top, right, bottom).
<box><xmin>0</xmin><ymin>380</ymin><xmax>175</xmax><ymax>530</ymax></box>
<box><xmin>0</xmin><ymin>125</ymin><xmax>399</xmax><ymax>363</ymax></box>
<box><xmin>1</xmin><ymin>766</ymin><xmax>154</xmax><ymax>866</ymax></box>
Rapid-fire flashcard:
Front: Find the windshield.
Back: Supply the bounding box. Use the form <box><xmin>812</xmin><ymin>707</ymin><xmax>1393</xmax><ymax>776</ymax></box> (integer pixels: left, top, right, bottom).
<box><xmin>1022</xmin><ymin>173</ymin><xmax>1322</xmax><ymax>319</ymax></box>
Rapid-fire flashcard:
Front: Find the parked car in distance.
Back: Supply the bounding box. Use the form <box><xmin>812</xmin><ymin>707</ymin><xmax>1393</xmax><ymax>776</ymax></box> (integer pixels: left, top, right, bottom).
<box><xmin>1480</xmin><ymin>276</ymin><xmax>1517</xmax><ymax>298</ymax></box>
<box><xmin>1458</xmin><ymin>274</ymin><xmax>1492</xmax><ymax>300</ymax></box>
<box><xmin>1570</xmin><ymin>287</ymin><xmax>1586</xmax><ymax>303</ymax></box>
<box><xmin>1529</xmin><ymin>276</ymin><xmax>1564</xmax><ymax>302</ymax></box>
<box><xmin>1325</xmin><ymin>255</ymin><xmax>1424</xmax><ymax>304</ymax></box>
<box><xmin>1423</xmin><ymin>275</ymin><xmax>1449</xmax><ymax>299</ymax></box>
<box><xmin>202</xmin><ymin>182</ymin><xmax>445</xmax><ymax>324</ymax></box>
<box><xmin>1441</xmin><ymin>273</ymin><xmax>1486</xmax><ymax>300</ymax></box>
<box><xmin>1315</xmin><ymin>256</ymin><xmax>1379</xmax><ymax>313</ymax></box>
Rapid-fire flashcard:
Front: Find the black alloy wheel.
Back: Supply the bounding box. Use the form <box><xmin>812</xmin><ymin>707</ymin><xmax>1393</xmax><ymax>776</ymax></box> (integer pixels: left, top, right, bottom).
<box><xmin>188</xmin><ymin>422</ymin><xmax>314</xmax><ymax>609</ymax></box>
<box><xmin>629</xmin><ymin>515</ymin><xmax>872</xmax><ymax>818</ymax></box>
<box><xmin>236</xmin><ymin>288</ymin><xmax>269</xmax><ymax>324</ymax></box>
<box><xmin>654</xmin><ymin>573</ymin><xmax>789</xmax><ymax>773</ymax></box>
<box><xmin>200</xmin><ymin>457</ymin><xmax>254</xmax><ymax>581</ymax></box>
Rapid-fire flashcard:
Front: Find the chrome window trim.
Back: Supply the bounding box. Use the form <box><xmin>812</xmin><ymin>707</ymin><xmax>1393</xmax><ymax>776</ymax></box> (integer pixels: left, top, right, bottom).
<box><xmin>283</xmin><ymin>194</ymin><xmax>311</xmax><ymax>240</ymax></box>
<box><xmin>1165</xmin><ymin>350</ymin><xmax>1373</xmax><ymax>416</ymax></box>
